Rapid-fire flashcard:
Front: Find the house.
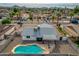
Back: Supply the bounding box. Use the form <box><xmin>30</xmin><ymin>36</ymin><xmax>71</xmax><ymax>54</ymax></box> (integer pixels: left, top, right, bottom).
<box><xmin>0</xmin><ymin>9</ymin><xmax>9</xmax><ymax>19</ymax></box>
<box><xmin>22</xmin><ymin>23</ymin><xmax>59</xmax><ymax>41</ymax></box>
<box><xmin>0</xmin><ymin>25</ymin><xmax>16</xmax><ymax>52</ymax></box>
<box><xmin>13</xmin><ymin>13</ymin><xmax>29</xmax><ymax>23</ymax></box>
<box><xmin>0</xmin><ymin>25</ymin><xmax>16</xmax><ymax>40</ymax></box>
<box><xmin>21</xmin><ymin>13</ymin><xmax>29</xmax><ymax>20</ymax></box>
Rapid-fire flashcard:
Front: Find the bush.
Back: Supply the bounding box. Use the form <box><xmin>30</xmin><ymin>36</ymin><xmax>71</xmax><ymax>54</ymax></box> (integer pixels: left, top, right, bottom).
<box><xmin>1</xmin><ymin>18</ymin><xmax>11</xmax><ymax>24</ymax></box>
<box><xmin>57</xmin><ymin>26</ymin><xmax>67</xmax><ymax>36</ymax></box>
<box><xmin>75</xmin><ymin>40</ymin><xmax>79</xmax><ymax>45</ymax></box>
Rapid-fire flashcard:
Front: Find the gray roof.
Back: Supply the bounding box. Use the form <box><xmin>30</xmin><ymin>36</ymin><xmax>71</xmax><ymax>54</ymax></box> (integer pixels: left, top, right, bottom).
<box><xmin>22</xmin><ymin>23</ymin><xmax>58</xmax><ymax>40</ymax></box>
<box><xmin>22</xmin><ymin>27</ymin><xmax>57</xmax><ymax>37</ymax></box>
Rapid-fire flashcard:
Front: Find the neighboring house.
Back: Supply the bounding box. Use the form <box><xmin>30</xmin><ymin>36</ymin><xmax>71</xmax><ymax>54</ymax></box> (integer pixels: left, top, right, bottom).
<box><xmin>0</xmin><ymin>9</ymin><xmax>9</xmax><ymax>19</ymax></box>
<box><xmin>22</xmin><ymin>23</ymin><xmax>59</xmax><ymax>41</ymax></box>
<box><xmin>0</xmin><ymin>25</ymin><xmax>16</xmax><ymax>40</ymax></box>
<box><xmin>0</xmin><ymin>13</ymin><xmax>8</xmax><ymax>19</ymax></box>
<box><xmin>13</xmin><ymin>13</ymin><xmax>29</xmax><ymax>23</ymax></box>
<box><xmin>0</xmin><ymin>25</ymin><xmax>16</xmax><ymax>52</ymax></box>
<box><xmin>21</xmin><ymin>13</ymin><xmax>29</xmax><ymax>20</ymax></box>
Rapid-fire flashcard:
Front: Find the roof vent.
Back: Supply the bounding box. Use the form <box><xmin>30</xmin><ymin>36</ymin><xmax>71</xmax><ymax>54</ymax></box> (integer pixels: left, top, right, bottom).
<box><xmin>37</xmin><ymin>25</ymin><xmax>40</xmax><ymax>30</ymax></box>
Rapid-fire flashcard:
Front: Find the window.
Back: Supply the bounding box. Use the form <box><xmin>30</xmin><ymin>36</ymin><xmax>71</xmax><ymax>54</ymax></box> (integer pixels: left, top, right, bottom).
<box><xmin>26</xmin><ymin>36</ymin><xmax>30</xmax><ymax>38</ymax></box>
<box><xmin>36</xmin><ymin>37</ymin><xmax>43</xmax><ymax>41</ymax></box>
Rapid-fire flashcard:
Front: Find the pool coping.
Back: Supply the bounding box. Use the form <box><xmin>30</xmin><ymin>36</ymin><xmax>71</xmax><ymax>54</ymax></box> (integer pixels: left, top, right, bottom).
<box><xmin>12</xmin><ymin>43</ymin><xmax>49</xmax><ymax>54</ymax></box>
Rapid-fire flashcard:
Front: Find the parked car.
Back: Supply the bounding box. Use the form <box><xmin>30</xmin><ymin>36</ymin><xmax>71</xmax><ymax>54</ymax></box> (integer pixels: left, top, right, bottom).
<box><xmin>71</xmin><ymin>18</ymin><xmax>79</xmax><ymax>24</ymax></box>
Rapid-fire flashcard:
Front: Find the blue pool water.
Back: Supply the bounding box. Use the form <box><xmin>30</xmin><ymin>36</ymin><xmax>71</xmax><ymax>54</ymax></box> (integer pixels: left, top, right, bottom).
<box><xmin>14</xmin><ymin>45</ymin><xmax>44</xmax><ymax>54</ymax></box>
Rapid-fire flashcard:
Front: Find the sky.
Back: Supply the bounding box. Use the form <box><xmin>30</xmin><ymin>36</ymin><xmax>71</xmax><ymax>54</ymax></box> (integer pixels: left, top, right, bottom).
<box><xmin>0</xmin><ymin>3</ymin><xmax>79</xmax><ymax>8</ymax></box>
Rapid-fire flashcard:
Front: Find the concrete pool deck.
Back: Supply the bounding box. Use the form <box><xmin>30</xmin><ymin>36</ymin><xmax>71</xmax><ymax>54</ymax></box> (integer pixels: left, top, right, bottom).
<box><xmin>2</xmin><ymin>36</ymin><xmax>22</xmax><ymax>54</ymax></box>
<box><xmin>2</xmin><ymin>40</ymin><xmax>79</xmax><ymax>55</ymax></box>
<box><xmin>0</xmin><ymin>23</ymin><xmax>79</xmax><ymax>55</ymax></box>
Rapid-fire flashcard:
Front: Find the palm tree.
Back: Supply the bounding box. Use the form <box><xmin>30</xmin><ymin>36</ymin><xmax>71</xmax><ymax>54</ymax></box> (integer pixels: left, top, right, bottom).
<box><xmin>52</xmin><ymin>15</ymin><xmax>57</xmax><ymax>23</ymax></box>
<box><xmin>9</xmin><ymin>11</ymin><xmax>15</xmax><ymax>18</ymax></box>
<box><xmin>37</xmin><ymin>16</ymin><xmax>41</xmax><ymax>23</ymax></box>
<box><xmin>29</xmin><ymin>12</ymin><xmax>33</xmax><ymax>23</ymax></box>
<box><xmin>37</xmin><ymin>16</ymin><xmax>39</xmax><ymax>23</ymax></box>
<box><xmin>56</xmin><ymin>12</ymin><xmax>61</xmax><ymax>26</ymax></box>
<box><xmin>69</xmin><ymin>12</ymin><xmax>74</xmax><ymax>21</ymax></box>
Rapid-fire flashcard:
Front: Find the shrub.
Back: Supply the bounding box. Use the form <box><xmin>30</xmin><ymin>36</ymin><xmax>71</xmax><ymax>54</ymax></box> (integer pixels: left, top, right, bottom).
<box><xmin>1</xmin><ymin>18</ymin><xmax>11</xmax><ymax>24</ymax></box>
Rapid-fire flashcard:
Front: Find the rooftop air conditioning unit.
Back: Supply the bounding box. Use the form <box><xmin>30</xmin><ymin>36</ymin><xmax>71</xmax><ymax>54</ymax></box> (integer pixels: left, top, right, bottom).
<box><xmin>34</xmin><ymin>27</ymin><xmax>37</xmax><ymax>32</ymax></box>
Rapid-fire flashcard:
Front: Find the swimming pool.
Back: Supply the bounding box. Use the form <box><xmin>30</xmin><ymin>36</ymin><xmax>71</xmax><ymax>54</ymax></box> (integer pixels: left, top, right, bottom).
<box><xmin>12</xmin><ymin>44</ymin><xmax>45</xmax><ymax>54</ymax></box>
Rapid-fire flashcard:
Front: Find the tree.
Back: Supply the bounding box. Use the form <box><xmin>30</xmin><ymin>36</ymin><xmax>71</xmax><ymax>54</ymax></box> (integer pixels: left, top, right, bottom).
<box><xmin>56</xmin><ymin>12</ymin><xmax>61</xmax><ymax>26</ymax></box>
<box><xmin>9</xmin><ymin>6</ymin><xmax>20</xmax><ymax>19</ymax></box>
<box><xmin>52</xmin><ymin>15</ymin><xmax>57</xmax><ymax>22</ymax></box>
<box><xmin>29</xmin><ymin>13</ymin><xmax>33</xmax><ymax>23</ymax></box>
<box><xmin>37</xmin><ymin>16</ymin><xmax>41</xmax><ymax>23</ymax></box>
<box><xmin>1</xmin><ymin>18</ymin><xmax>11</xmax><ymax>24</ymax></box>
<box><xmin>74</xmin><ymin>5</ymin><xmax>79</xmax><ymax>14</ymax></box>
<box><xmin>13</xmin><ymin>6</ymin><xmax>20</xmax><ymax>13</ymax></box>
<box><xmin>69</xmin><ymin>12</ymin><xmax>74</xmax><ymax>21</ymax></box>
<box><xmin>9</xmin><ymin>11</ymin><xmax>15</xmax><ymax>18</ymax></box>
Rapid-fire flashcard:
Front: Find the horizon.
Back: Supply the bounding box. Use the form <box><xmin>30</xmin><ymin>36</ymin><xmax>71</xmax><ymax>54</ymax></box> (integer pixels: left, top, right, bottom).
<box><xmin>0</xmin><ymin>3</ymin><xmax>79</xmax><ymax>8</ymax></box>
